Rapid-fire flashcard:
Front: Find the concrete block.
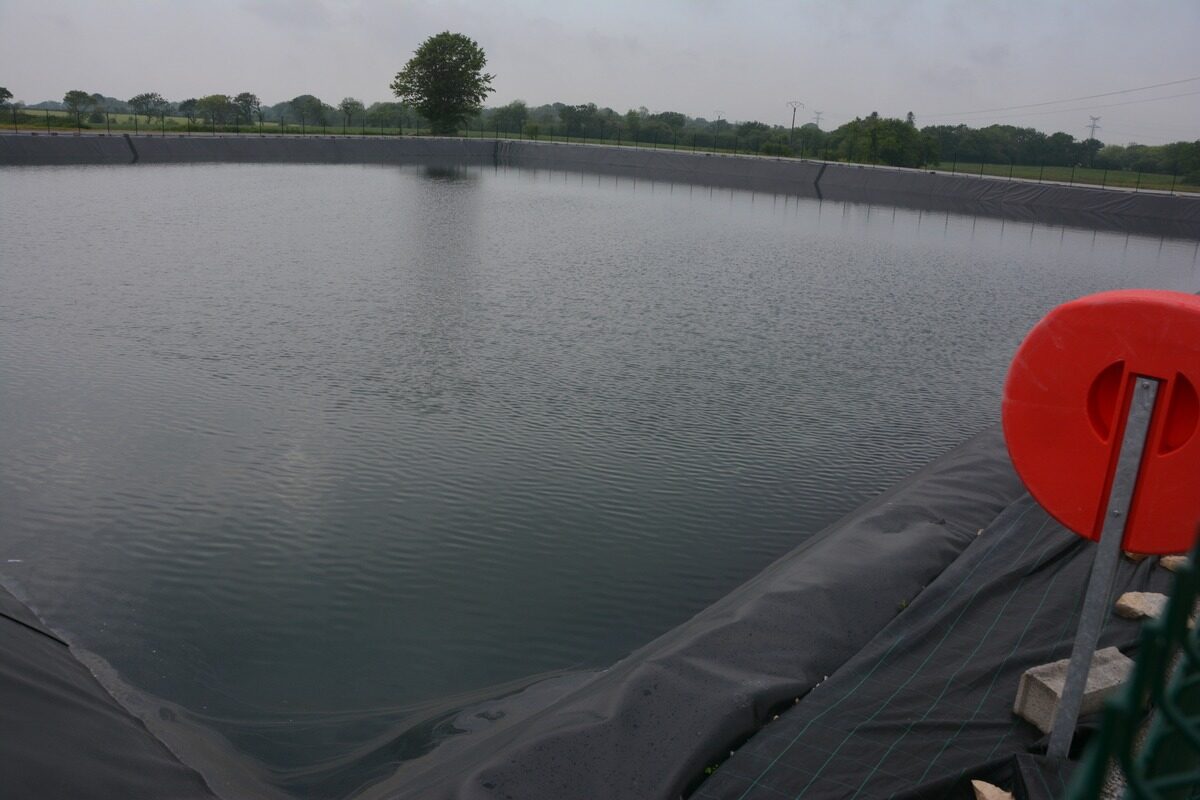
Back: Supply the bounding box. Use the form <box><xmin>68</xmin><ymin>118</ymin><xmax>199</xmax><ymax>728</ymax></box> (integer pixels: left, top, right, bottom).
<box><xmin>1114</xmin><ymin>592</ymin><xmax>1168</xmax><ymax>620</ymax></box>
<box><xmin>1013</xmin><ymin>647</ymin><xmax>1133</xmax><ymax>733</ymax></box>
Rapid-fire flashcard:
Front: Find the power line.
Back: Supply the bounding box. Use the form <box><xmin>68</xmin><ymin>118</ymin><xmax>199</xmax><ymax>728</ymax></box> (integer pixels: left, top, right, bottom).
<box><xmin>938</xmin><ymin>89</ymin><xmax>1200</xmax><ymax>123</ymax></box>
<box><xmin>922</xmin><ymin>74</ymin><xmax>1200</xmax><ymax>119</ymax></box>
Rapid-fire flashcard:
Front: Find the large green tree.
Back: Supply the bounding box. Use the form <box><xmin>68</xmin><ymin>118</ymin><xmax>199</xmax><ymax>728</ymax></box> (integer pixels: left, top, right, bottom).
<box><xmin>288</xmin><ymin>94</ymin><xmax>328</xmax><ymax>126</ymax></box>
<box><xmin>339</xmin><ymin>97</ymin><xmax>365</xmax><ymax>127</ymax></box>
<box><xmin>196</xmin><ymin>94</ymin><xmax>233</xmax><ymax>125</ymax></box>
<box><xmin>177</xmin><ymin>98</ymin><xmax>199</xmax><ymax>124</ymax></box>
<box><xmin>233</xmin><ymin>92</ymin><xmax>260</xmax><ymax>125</ymax></box>
<box><xmin>63</xmin><ymin>89</ymin><xmax>93</xmax><ymax>124</ymax></box>
<box><xmin>390</xmin><ymin>31</ymin><xmax>494</xmax><ymax>134</ymax></box>
<box><xmin>0</xmin><ymin>87</ymin><xmax>13</xmax><ymax>109</ymax></box>
<box><xmin>128</xmin><ymin>92</ymin><xmax>165</xmax><ymax>123</ymax></box>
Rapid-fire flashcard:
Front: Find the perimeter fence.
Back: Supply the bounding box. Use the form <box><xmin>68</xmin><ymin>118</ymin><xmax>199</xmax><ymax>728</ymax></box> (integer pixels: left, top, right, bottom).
<box><xmin>4</xmin><ymin>105</ymin><xmax>1195</xmax><ymax>195</ymax></box>
<box><xmin>1066</xmin><ymin>536</ymin><xmax>1200</xmax><ymax>800</ymax></box>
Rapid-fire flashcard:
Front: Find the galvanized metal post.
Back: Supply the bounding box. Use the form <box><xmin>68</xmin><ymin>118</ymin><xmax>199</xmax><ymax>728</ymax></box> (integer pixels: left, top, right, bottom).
<box><xmin>1047</xmin><ymin>377</ymin><xmax>1160</xmax><ymax>758</ymax></box>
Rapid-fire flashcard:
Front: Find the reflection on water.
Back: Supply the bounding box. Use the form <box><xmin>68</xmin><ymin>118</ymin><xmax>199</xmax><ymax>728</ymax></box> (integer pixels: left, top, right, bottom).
<box><xmin>0</xmin><ymin>162</ymin><xmax>1196</xmax><ymax>796</ymax></box>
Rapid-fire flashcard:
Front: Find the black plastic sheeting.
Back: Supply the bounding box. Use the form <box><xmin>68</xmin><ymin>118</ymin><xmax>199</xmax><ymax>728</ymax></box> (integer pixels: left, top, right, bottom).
<box><xmin>0</xmin><ymin>587</ymin><xmax>218</xmax><ymax>800</ymax></box>
<box><xmin>3</xmin><ymin>135</ymin><xmax>1199</xmax><ymax>239</ymax></box>
<box><xmin>361</xmin><ymin>427</ymin><xmax>1026</xmax><ymax>799</ymax></box>
<box><xmin>692</xmin><ymin>494</ymin><xmax>1171</xmax><ymax>800</ymax></box>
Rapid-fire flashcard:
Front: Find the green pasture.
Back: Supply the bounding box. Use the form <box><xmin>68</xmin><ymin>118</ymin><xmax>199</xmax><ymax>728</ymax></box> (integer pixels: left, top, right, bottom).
<box><xmin>934</xmin><ymin>161</ymin><xmax>1195</xmax><ymax>193</ymax></box>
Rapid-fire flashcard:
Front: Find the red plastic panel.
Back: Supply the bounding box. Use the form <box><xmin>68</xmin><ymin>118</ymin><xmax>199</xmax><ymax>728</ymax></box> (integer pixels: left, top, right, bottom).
<box><xmin>1002</xmin><ymin>289</ymin><xmax>1200</xmax><ymax>554</ymax></box>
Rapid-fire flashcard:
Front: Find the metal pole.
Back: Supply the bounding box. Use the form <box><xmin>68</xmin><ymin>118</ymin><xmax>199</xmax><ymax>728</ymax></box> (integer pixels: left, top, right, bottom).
<box><xmin>1170</xmin><ymin>171</ymin><xmax>1177</xmax><ymax>195</ymax></box>
<box><xmin>1046</xmin><ymin>377</ymin><xmax>1160</xmax><ymax>759</ymax></box>
<box><xmin>106</xmin><ymin>112</ymin><xmax>111</xmax><ymax>135</ymax></box>
<box><xmin>1038</xmin><ymin>162</ymin><xmax>1044</xmax><ymax>183</ymax></box>
<box><xmin>162</xmin><ymin>111</ymin><xmax>166</xmax><ymax>137</ymax></box>
<box><xmin>1135</xmin><ymin>171</ymin><xmax>1142</xmax><ymax>192</ymax></box>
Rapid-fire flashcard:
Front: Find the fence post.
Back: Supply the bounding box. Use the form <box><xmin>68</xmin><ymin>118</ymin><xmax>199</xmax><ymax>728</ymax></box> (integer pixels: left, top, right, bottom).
<box><xmin>979</xmin><ymin>161</ymin><xmax>985</xmax><ymax>177</ymax></box>
<box><xmin>1170</xmin><ymin>171</ymin><xmax>1177</xmax><ymax>195</ymax></box>
<box><xmin>106</xmin><ymin>112</ymin><xmax>111</xmax><ymax>135</ymax></box>
<box><xmin>46</xmin><ymin>109</ymin><xmax>50</xmax><ymax>133</ymax></box>
<box><xmin>162</xmin><ymin>111</ymin><xmax>166</xmax><ymax>137</ymax></box>
<box><xmin>1101</xmin><ymin>169</ymin><xmax>1107</xmax><ymax>188</ymax></box>
<box><xmin>1134</xmin><ymin>171</ymin><xmax>1142</xmax><ymax>192</ymax></box>
<box><xmin>1069</xmin><ymin>165</ymin><xmax>1075</xmax><ymax>186</ymax></box>
<box><xmin>951</xmin><ymin>150</ymin><xmax>957</xmax><ymax>173</ymax></box>
<box><xmin>1009</xmin><ymin>160</ymin><xmax>1014</xmax><ymax>180</ymax></box>
<box><xmin>1038</xmin><ymin>161</ymin><xmax>1044</xmax><ymax>183</ymax></box>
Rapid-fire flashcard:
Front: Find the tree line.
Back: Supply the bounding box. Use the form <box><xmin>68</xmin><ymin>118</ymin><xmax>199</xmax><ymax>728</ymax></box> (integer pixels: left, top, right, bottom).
<box><xmin>3</xmin><ymin>84</ymin><xmax>1196</xmax><ymax>181</ymax></box>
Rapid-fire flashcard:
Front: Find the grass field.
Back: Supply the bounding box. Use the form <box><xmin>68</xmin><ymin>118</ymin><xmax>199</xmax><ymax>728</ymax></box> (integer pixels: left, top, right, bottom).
<box><xmin>933</xmin><ymin>161</ymin><xmax>1195</xmax><ymax>193</ymax></box>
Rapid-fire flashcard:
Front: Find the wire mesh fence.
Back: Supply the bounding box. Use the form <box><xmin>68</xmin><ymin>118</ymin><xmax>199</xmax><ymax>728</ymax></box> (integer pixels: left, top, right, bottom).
<box><xmin>1066</xmin><ymin>536</ymin><xmax>1200</xmax><ymax>800</ymax></box>
<box><xmin>2</xmin><ymin>105</ymin><xmax>1195</xmax><ymax>194</ymax></box>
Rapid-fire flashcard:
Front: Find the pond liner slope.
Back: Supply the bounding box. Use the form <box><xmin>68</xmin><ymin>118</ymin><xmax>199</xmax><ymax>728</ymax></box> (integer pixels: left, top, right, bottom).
<box><xmin>0</xmin><ymin>587</ymin><xmax>219</xmax><ymax>800</ymax></box>
<box><xmin>3</xmin><ymin>134</ymin><xmax>1198</xmax><ymax>238</ymax></box>
<box><xmin>356</xmin><ymin>425</ymin><xmax>1027</xmax><ymax>800</ymax></box>
<box><xmin>691</xmin><ymin>495</ymin><xmax>1170</xmax><ymax>800</ymax></box>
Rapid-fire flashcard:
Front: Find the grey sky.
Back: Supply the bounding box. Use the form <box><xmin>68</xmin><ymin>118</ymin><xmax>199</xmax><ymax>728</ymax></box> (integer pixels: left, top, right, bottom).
<box><xmin>1</xmin><ymin>0</ymin><xmax>1198</xmax><ymax>144</ymax></box>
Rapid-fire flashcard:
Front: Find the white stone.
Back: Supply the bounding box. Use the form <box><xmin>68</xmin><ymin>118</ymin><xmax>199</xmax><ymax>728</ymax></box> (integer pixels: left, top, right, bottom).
<box><xmin>971</xmin><ymin>779</ymin><xmax>1014</xmax><ymax>800</ymax></box>
<box><xmin>1114</xmin><ymin>592</ymin><xmax>1168</xmax><ymax>620</ymax></box>
<box><xmin>1160</xmin><ymin>556</ymin><xmax>1187</xmax><ymax>573</ymax></box>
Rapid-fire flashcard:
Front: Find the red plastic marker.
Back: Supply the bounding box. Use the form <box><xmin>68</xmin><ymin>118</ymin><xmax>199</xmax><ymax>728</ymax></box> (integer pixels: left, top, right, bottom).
<box><xmin>1003</xmin><ymin>289</ymin><xmax>1200</xmax><ymax>554</ymax></box>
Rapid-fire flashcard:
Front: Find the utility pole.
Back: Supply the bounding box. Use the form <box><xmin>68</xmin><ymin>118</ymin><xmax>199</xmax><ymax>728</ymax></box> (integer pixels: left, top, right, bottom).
<box><xmin>812</xmin><ymin>110</ymin><xmax>824</xmax><ymax>130</ymax></box>
<box><xmin>1086</xmin><ymin>115</ymin><xmax>1101</xmax><ymax>140</ymax></box>
<box><xmin>787</xmin><ymin>100</ymin><xmax>804</xmax><ymax>146</ymax></box>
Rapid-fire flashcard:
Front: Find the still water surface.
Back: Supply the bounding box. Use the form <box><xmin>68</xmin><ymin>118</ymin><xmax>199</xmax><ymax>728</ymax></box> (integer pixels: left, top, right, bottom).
<box><xmin>1</xmin><ymin>162</ymin><xmax>1197</xmax><ymax>791</ymax></box>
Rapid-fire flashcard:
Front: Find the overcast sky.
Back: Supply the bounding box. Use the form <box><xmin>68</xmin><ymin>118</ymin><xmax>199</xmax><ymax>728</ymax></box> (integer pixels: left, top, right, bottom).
<box><xmin>2</xmin><ymin>0</ymin><xmax>1198</xmax><ymax>144</ymax></box>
